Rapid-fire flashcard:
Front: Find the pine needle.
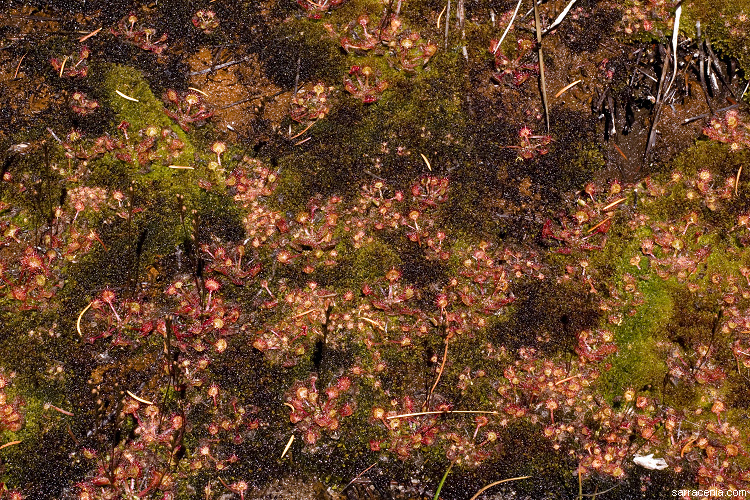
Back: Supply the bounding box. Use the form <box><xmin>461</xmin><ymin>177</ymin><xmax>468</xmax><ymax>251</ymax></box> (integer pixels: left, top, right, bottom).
<box><xmin>0</xmin><ymin>440</ymin><xmax>22</xmax><ymax>451</ymax></box>
<box><xmin>469</xmin><ymin>476</ymin><xmax>532</xmax><ymax>500</ymax></box>
<box><xmin>554</xmin><ymin>79</ymin><xmax>582</xmax><ymax>98</ymax></box>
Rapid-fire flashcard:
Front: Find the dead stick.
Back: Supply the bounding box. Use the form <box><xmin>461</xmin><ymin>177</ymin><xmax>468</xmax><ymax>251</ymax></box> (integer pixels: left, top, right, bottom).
<box><xmin>644</xmin><ymin>44</ymin><xmax>671</xmax><ymax>160</ymax></box>
<box><xmin>444</xmin><ymin>0</ymin><xmax>451</xmax><ymax>49</ymax></box>
<box><xmin>188</xmin><ymin>57</ymin><xmax>249</xmax><ymax>76</ymax></box>
<box><xmin>533</xmin><ymin>0</ymin><xmax>550</xmax><ymax>132</ymax></box>
<box><xmin>683</xmin><ymin>103</ymin><xmax>738</xmax><ymax>124</ymax></box>
<box><xmin>219</xmin><ymin>94</ymin><xmax>262</xmax><ymax>110</ymax></box>
<box><xmin>695</xmin><ymin>22</ymin><xmax>714</xmax><ymax>115</ymax></box>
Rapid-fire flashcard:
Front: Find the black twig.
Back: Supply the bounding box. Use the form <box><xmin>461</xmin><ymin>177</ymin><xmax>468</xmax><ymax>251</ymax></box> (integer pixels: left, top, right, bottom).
<box><xmin>705</xmin><ymin>37</ymin><xmax>736</xmax><ymax>99</ymax></box>
<box><xmin>682</xmin><ymin>103</ymin><xmax>739</xmax><ymax>125</ymax></box>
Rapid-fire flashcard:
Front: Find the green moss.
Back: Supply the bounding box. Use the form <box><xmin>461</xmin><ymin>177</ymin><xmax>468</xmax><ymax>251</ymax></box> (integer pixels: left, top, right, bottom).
<box><xmin>258</xmin><ymin>19</ymin><xmax>348</xmax><ymax>89</ymax></box>
<box><xmin>668</xmin><ymin>139</ymin><xmax>739</xmax><ymax>178</ymax></box>
<box><xmin>0</xmin><ymin>371</ymin><xmax>73</xmax><ymax>488</ymax></box>
<box><xmin>349</xmin><ymin>238</ymin><xmax>403</xmax><ymax>286</ymax></box>
<box><xmin>565</xmin><ymin>144</ymin><xmax>606</xmax><ymax>187</ymax></box>
<box><xmin>101</xmin><ymin>63</ymin><xmax>196</xmax><ymax>170</ymax></box>
<box><xmin>681</xmin><ymin>0</ymin><xmax>750</xmax><ymax>75</ymax></box>
<box><xmin>599</xmin><ymin>278</ymin><xmax>673</xmax><ymax>401</ymax></box>
<box><xmin>102</xmin><ymin>64</ymin><xmax>175</xmax><ymax>132</ymax></box>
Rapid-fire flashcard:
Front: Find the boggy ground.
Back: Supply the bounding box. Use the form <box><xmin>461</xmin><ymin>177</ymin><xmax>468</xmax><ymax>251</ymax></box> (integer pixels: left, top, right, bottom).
<box><xmin>1</xmin><ymin>0</ymin><xmax>750</xmax><ymax>499</ymax></box>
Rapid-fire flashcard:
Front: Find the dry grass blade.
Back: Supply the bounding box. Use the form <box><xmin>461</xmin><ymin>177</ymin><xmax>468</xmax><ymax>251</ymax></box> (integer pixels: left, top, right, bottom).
<box><xmin>602</xmin><ymin>197</ymin><xmax>627</xmax><ymax>211</ymax></box>
<box><xmin>544</xmin><ymin>0</ymin><xmax>578</xmax><ymax>34</ymax></box>
<box><xmin>386</xmin><ymin>410</ymin><xmax>499</xmax><ymax>419</ymax></box>
<box><xmin>78</xmin><ymin>27</ymin><xmax>102</xmax><ymax>42</ymax></box>
<box><xmin>437</xmin><ymin>4</ymin><xmax>447</xmax><ymax>29</ymax></box>
<box><xmin>668</xmin><ymin>3</ymin><xmax>681</xmax><ymax>92</ymax></box>
<box><xmin>290</xmin><ymin>121</ymin><xmax>315</xmax><ymax>140</ymax></box>
<box><xmin>13</xmin><ymin>52</ymin><xmax>27</xmax><ymax>79</ymax></box>
<box><xmin>736</xmin><ymin>165</ymin><xmax>742</xmax><ymax>195</ymax></box>
<box><xmin>586</xmin><ymin>217</ymin><xmax>611</xmax><ymax>234</ymax></box>
<box><xmin>342</xmin><ymin>463</ymin><xmax>377</xmax><ymax>492</ymax></box>
<box><xmin>469</xmin><ymin>476</ymin><xmax>532</xmax><ymax>500</ymax></box>
<box><xmin>59</xmin><ymin>56</ymin><xmax>67</xmax><ymax>78</ymax></box>
<box><xmin>420</xmin><ymin>152</ymin><xmax>432</xmax><ymax>171</ymax></box>
<box><xmin>494</xmin><ymin>0</ymin><xmax>523</xmax><ymax>53</ymax></box>
<box><xmin>188</xmin><ymin>86</ymin><xmax>208</xmax><ymax>96</ymax></box>
<box><xmin>46</xmin><ymin>403</ymin><xmax>74</xmax><ymax>416</ymax></box>
<box><xmin>613</xmin><ymin>143</ymin><xmax>628</xmax><ymax>160</ymax></box>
